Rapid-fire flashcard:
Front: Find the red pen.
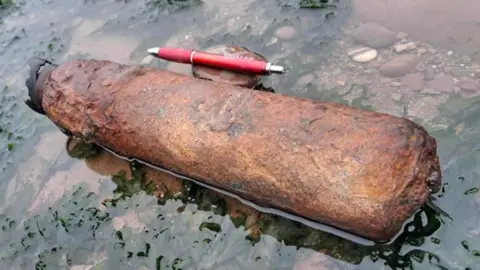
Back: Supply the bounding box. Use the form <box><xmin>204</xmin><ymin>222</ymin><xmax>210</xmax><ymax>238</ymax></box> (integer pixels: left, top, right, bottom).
<box><xmin>147</xmin><ymin>47</ymin><xmax>285</xmax><ymax>75</ymax></box>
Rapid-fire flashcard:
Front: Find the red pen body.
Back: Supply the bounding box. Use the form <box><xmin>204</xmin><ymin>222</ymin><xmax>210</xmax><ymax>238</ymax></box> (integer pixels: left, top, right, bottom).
<box><xmin>148</xmin><ymin>47</ymin><xmax>284</xmax><ymax>75</ymax></box>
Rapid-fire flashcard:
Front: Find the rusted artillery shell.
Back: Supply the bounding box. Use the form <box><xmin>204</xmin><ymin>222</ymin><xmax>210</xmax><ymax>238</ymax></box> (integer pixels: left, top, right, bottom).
<box><xmin>25</xmin><ymin>58</ymin><xmax>442</xmax><ymax>241</ymax></box>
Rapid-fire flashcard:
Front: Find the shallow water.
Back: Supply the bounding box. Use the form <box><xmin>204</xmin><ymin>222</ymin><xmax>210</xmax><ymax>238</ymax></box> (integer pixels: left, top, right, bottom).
<box><xmin>1</xmin><ymin>0</ymin><xmax>480</xmax><ymax>269</ymax></box>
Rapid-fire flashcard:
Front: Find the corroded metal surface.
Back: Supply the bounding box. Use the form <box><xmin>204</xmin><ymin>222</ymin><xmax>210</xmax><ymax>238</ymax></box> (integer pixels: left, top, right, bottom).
<box><xmin>28</xmin><ymin>59</ymin><xmax>442</xmax><ymax>241</ymax></box>
<box><xmin>192</xmin><ymin>45</ymin><xmax>265</xmax><ymax>88</ymax></box>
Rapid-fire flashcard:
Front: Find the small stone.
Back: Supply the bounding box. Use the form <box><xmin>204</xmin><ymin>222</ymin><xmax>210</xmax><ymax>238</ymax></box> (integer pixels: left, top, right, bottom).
<box><xmin>417</xmin><ymin>48</ymin><xmax>427</xmax><ymax>55</ymax></box>
<box><xmin>297</xmin><ymin>73</ymin><xmax>314</xmax><ymax>85</ymax></box>
<box><xmin>391</xmin><ymin>81</ymin><xmax>402</xmax><ymax>87</ymax></box>
<box><xmin>455</xmin><ymin>122</ymin><xmax>465</xmax><ymax>135</ymax></box>
<box><xmin>428</xmin><ymin>74</ymin><xmax>454</xmax><ymax>92</ymax></box>
<box><xmin>394</xmin><ymin>42</ymin><xmax>416</xmax><ymax>53</ymax></box>
<box><xmin>396</xmin><ymin>32</ymin><xmax>408</xmax><ymax>39</ymax></box>
<box><xmin>459</xmin><ymin>79</ymin><xmax>479</xmax><ymax>91</ymax></box>
<box><xmin>423</xmin><ymin>67</ymin><xmax>435</xmax><ymax>81</ymax></box>
<box><xmin>335</xmin><ymin>74</ymin><xmax>349</xmax><ymax>86</ymax></box>
<box><xmin>379</xmin><ymin>54</ymin><xmax>419</xmax><ymax>77</ymax></box>
<box><xmin>402</xmin><ymin>73</ymin><xmax>424</xmax><ymax>91</ymax></box>
<box><xmin>348</xmin><ymin>47</ymin><xmax>378</xmax><ymax>62</ymax></box>
<box><xmin>140</xmin><ymin>55</ymin><xmax>154</xmax><ymax>65</ymax></box>
<box><xmin>266</xmin><ymin>37</ymin><xmax>278</xmax><ymax>46</ymax></box>
<box><xmin>475</xmin><ymin>70</ymin><xmax>480</xmax><ymax>78</ymax></box>
<box><xmin>351</xmin><ymin>22</ymin><xmax>397</xmax><ymax>49</ymax></box>
<box><xmin>451</xmin><ymin>67</ymin><xmax>468</xmax><ymax>77</ymax></box>
<box><xmin>462</xmin><ymin>55</ymin><xmax>472</xmax><ymax>63</ymax></box>
<box><xmin>275</xmin><ymin>26</ymin><xmax>297</xmax><ymax>40</ymax></box>
<box><xmin>391</xmin><ymin>93</ymin><xmax>402</xmax><ymax>101</ymax></box>
<box><xmin>433</xmin><ymin>58</ymin><xmax>443</xmax><ymax>65</ymax></box>
<box><xmin>447</xmin><ymin>50</ymin><xmax>453</xmax><ymax>56</ymax></box>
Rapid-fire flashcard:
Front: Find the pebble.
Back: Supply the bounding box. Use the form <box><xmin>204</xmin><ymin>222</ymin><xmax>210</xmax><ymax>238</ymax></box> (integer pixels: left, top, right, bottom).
<box><xmin>391</xmin><ymin>81</ymin><xmax>403</xmax><ymax>87</ymax></box>
<box><xmin>462</xmin><ymin>55</ymin><xmax>472</xmax><ymax>63</ymax></box>
<box><xmin>459</xmin><ymin>79</ymin><xmax>479</xmax><ymax>91</ymax></box>
<box><xmin>348</xmin><ymin>47</ymin><xmax>378</xmax><ymax>62</ymax></box>
<box><xmin>428</xmin><ymin>74</ymin><xmax>454</xmax><ymax>92</ymax></box>
<box><xmin>379</xmin><ymin>54</ymin><xmax>419</xmax><ymax>77</ymax></box>
<box><xmin>266</xmin><ymin>37</ymin><xmax>278</xmax><ymax>46</ymax></box>
<box><xmin>448</xmin><ymin>50</ymin><xmax>453</xmax><ymax>56</ymax></box>
<box><xmin>417</xmin><ymin>48</ymin><xmax>427</xmax><ymax>55</ymax></box>
<box><xmin>297</xmin><ymin>73</ymin><xmax>314</xmax><ymax>85</ymax></box>
<box><xmin>140</xmin><ymin>55</ymin><xmax>154</xmax><ymax>65</ymax></box>
<box><xmin>351</xmin><ymin>22</ymin><xmax>397</xmax><ymax>49</ymax></box>
<box><xmin>475</xmin><ymin>70</ymin><xmax>480</xmax><ymax>78</ymax></box>
<box><xmin>391</xmin><ymin>93</ymin><xmax>402</xmax><ymax>101</ymax></box>
<box><xmin>396</xmin><ymin>32</ymin><xmax>408</xmax><ymax>39</ymax></box>
<box><xmin>424</xmin><ymin>67</ymin><xmax>436</xmax><ymax>80</ymax></box>
<box><xmin>275</xmin><ymin>26</ymin><xmax>297</xmax><ymax>40</ymax></box>
<box><xmin>394</xmin><ymin>42</ymin><xmax>416</xmax><ymax>53</ymax></box>
<box><xmin>402</xmin><ymin>73</ymin><xmax>424</xmax><ymax>91</ymax></box>
<box><xmin>451</xmin><ymin>66</ymin><xmax>468</xmax><ymax>77</ymax></box>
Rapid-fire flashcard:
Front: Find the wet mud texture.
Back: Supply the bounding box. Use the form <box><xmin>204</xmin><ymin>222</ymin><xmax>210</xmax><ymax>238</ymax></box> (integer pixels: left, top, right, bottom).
<box><xmin>28</xmin><ymin>59</ymin><xmax>442</xmax><ymax>242</ymax></box>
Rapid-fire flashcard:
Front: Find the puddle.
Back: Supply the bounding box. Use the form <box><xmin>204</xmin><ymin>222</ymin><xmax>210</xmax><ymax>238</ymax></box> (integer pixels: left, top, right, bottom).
<box><xmin>1</xmin><ymin>0</ymin><xmax>480</xmax><ymax>269</ymax></box>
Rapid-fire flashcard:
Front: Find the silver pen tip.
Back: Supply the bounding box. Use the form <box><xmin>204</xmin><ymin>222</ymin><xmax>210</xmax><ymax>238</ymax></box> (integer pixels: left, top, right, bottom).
<box><xmin>269</xmin><ymin>64</ymin><xmax>285</xmax><ymax>74</ymax></box>
<box><xmin>147</xmin><ymin>47</ymin><xmax>160</xmax><ymax>55</ymax></box>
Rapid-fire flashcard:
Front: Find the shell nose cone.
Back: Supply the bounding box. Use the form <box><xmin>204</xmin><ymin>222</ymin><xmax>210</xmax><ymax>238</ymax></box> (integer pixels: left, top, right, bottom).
<box><xmin>24</xmin><ymin>57</ymin><xmax>57</xmax><ymax>115</ymax></box>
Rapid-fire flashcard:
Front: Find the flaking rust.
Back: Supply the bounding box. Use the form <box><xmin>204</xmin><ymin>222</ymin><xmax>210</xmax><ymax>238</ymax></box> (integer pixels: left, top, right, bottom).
<box><xmin>25</xmin><ymin>57</ymin><xmax>442</xmax><ymax>242</ymax></box>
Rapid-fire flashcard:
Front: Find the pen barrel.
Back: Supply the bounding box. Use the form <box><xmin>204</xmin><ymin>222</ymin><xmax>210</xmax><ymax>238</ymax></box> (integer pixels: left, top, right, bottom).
<box><xmin>157</xmin><ymin>48</ymin><xmax>192</xmax><ymax>64</ymax></box>
<box><xmin>192</xmin><ymin>51</ymin><xmax>268</xmax><ymax>74</ymax></box>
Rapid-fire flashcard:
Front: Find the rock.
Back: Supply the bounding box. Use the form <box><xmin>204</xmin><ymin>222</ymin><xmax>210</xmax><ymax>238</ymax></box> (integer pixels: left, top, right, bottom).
<box><xmin>402</xmin><ymin>73</ymin><xmax>424</xmax><ymax>91</ymax></box>
<box><xmin>447</xmin><ymin>50</ymin><xmax>453</xmax><ymax>56</ymax></box>
<box><xmin>298</xmin><ymin>73</ymin><xmax>314</xmax><ymax>85</ymax></box>
<box><xmin>394</xmin><ymin>42</ymin><xmax>416</xmax><ymax>53</ymax></box>
<box><xmin>391</xmin><ymin>81</ymin><xmax>402</xmax><ymax>87</ymax></box>
<box><xmin>424</xmin><ymin>67</ymin><xmax>435</xmax><ymax>80</ymax></box>
<box><xmin>140</xmin><ymin>55</ymin><xmax>154</xmax><ymax>65</ymax></box>
<box><xmin>348</xmin><ymin>47</ymin><xmax>378</xmax><ymax>62</ymax></box>
<box><xmin>351</xmin><ymin>22</ymin><xmax>397</xmax><ymax>49</ymax></box>
<box><xmin>428</xmin><ymin>74</ymin><xmax>454</xmax><ymax>92</ymax></box>
<box><xmin>192</xmin><ymin>45</ymin><xmax>264</xmax><ymax>88</ymax></box>
<box><xmin>455</xmin><ymin>122</ymin><xmax>465</xmax><ymax>136</ymax></box>
<box><xmin>396</xmin><ymin>32</ymin><xmax>408</xmax><ymax>39</ymax></box>
<box><xmin>475</xmin><ymin>70</ymin><xmax>480</xmax><ymax>78</ymax></box>
<box><xmin>451</xmin><ymin>67</ymin><xmax>468</xmax><ymax>77</ymax></box>
<box><xmin>459</xmin><ymin>79</ymin><xmax>479</xmax><ymax>91</ymax></box>
<box><xmin>266</xmin><ymin>37</ymin><xmax>278</xmax><ymax>46</ymax></box>
<box><xmin>275</xmin><ymin>26</ymin><xmax>297</xmax><ymax>40</ymax></box>
<box><xmin>379</xmin><ymin>54</ymin><xmax>419</xmax><ymax>77</ymax></box>
<box><xmin>462</xmin><ymin>55</ymin><xmax>472</xmax><ymax>63</ymax></box>
<box><xmin>391</xmin><ymin>93</ymin><xmax>402</xmax><ymax>101</ymax></box>
<box><xmin>417</xmin><ymin>48</ymin><xmax>427</xmax><ymax>55</ymax></box>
